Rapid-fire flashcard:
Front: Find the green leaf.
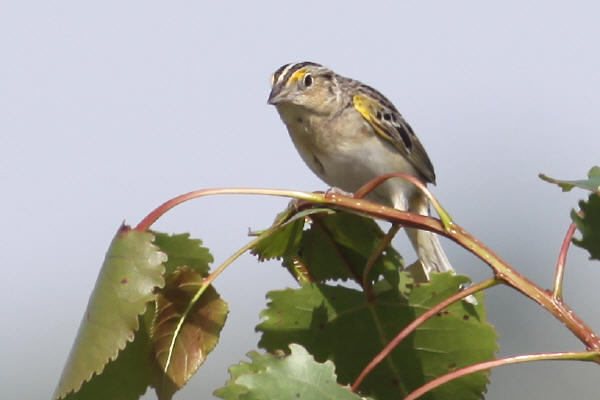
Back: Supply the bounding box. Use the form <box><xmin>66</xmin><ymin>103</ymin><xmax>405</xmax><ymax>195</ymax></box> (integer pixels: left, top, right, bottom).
<box><xmin>215</xmin><ymin>344</ymin><xmax>368</xmax><ymax>400</ymax></box>
<box><xmin>213</xmin><ymin>351</ymin><xmax>277</xmax><ymax>399</ymax></box>
<box><xmin>571</xmin><ymin>193</ymin><xmax>600</xmax><ymax>260</ymax></box>
<box><xmin>539</xmin><ymin>166</ymin><xmax>600</xmax><ymax>194</ymax></box>
<box><xmin>257</xmin><ymin>273</ymin><xmax>497</xmax><ymax>400</ymax></box>
<box><xmin>54</xmin><ymin>225</ymin><xmax>166</xmax><ymax>399</ymax></box>
<box><xmin>287</xmin><ymin>212</ymin><xmax>403</xmax><ymax>283</ymax></box>
<box><xmin>61</xmin><ymin>307</ymin><xmax>156</xmax><ymax>400</ymax></box>
<box><xmin>251</xmin><ymin>217</ymin><xmax>305</xmax><ymax>261</ymax></box>
<box><xmin>250</xmin><ymin>207</ymin><xmax>336</xmax><ymax>261</ymax></box>
<box><xmin>153</xmin><ymin>232</ymin><xmax>213</xmax><ymax>276</ymax></box>
<box><xmin>152</xmin><ymin>266</ymin><xmax>229</xmax><ymax>400</ymax></box>
<box><xmin>213</xmin><ymin>350</ymin><xmax>281</xmax><ymax>399</ymax></box>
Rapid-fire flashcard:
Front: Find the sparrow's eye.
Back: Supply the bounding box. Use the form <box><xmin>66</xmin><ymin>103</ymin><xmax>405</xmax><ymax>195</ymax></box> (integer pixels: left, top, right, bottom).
<box><xmin>303</xmin><ymin>73</ymin><xmax>313</xmax><ymax>87</ymax></box>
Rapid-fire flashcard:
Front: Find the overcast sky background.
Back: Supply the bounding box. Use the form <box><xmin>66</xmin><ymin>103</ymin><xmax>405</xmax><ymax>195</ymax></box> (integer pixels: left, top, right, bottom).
<box><xmin>2</xmin><ymin>1</ymin><xmax>600</xmax><ymax>399</ymax></box>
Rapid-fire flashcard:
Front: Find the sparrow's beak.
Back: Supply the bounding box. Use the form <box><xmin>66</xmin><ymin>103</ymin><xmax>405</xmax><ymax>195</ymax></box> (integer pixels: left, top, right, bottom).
<box><xmin>267</xmin><ymin>85</ymin><xmax>290</xmax><ymax>105</ymax></box>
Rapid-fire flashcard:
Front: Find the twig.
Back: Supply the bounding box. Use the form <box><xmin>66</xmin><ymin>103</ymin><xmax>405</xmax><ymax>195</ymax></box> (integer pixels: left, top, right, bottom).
<box><xmin>404</xmin><ymin>350</ymin><xmax>600</xmax><ymax>400</ymax></box>
<box><xmin>354</xmin><ymin>173</ymin><xmax>454</xmax><ymax>229</ymax></box>
<box><xmin>553</xmin><ymin>222</ymin><xmax>577</xmax><ymax>302</ymax></box>
<box><xmin>362</xmin><ymin>224</ymin><xmax>401</xmax><ymax>300</ymax></box>
<box><xmin>134</xmin><ymin>187</ymin><xmax>322</xmax><ymax>231</ymax></box>
<box><xmin>351</xmin><ymin>277</ymin><xmax>501</xmax><ymax>392</ymax></box>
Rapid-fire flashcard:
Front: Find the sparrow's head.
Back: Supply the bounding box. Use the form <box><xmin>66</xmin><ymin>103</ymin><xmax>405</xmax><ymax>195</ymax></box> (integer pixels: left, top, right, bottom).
<box><xmin>268</xmin><ymin>62</ymin><xmax>342</xmax><ymax>114</ymax></box>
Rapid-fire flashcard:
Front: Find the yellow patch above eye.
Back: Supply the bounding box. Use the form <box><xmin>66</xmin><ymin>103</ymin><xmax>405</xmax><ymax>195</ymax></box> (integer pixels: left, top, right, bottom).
<box><xmin>288</xmin><ymin>68</ymin><xmax>308</xmax><ymax>85</ymax></box>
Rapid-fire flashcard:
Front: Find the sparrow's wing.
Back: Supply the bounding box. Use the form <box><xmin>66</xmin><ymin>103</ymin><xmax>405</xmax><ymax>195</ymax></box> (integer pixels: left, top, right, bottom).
<box><xmin>352</xmin><ymin>88</ymin><xmax>436</xmax><ymax>184</ymax></box>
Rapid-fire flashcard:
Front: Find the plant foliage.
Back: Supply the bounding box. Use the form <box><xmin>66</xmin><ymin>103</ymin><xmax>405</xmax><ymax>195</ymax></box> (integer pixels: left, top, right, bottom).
<box><xmin>54</xmin><ymin>166</ymin><xmax>600</xmax><ymax>400</ymax></box>
<box><xmin>55</xmin><ymin>228</ymin><xmax>227</xmax><ymax>400</ymax></box>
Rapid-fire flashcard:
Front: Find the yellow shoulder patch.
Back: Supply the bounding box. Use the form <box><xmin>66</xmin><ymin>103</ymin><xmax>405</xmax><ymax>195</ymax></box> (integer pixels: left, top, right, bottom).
<box><xmin>352</xmin><ymin>93</ymin><xmax>393</xmax><ymax>141</ymax></box>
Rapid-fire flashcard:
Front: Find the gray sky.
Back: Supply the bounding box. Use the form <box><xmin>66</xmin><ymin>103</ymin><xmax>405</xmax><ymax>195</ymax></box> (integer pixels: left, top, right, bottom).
<box><xmin>2</xmin><ymin>1</ymin><xmax>600</xmax><ymax>399</ymax></box>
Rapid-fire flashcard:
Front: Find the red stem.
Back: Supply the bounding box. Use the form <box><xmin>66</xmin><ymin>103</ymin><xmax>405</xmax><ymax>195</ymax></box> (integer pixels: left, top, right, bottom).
<box><xmin>134</xmin><ymin>187</ymin><xmax>318</xmax><ymax>231</ymax></box>
<box><xmin>354</xmin><ymin>173</ymin><xmax>448</xmax><ymax>221</ymax></box>
<box><xmin>351</xmin><ymin>278</ymin><xmax>501</xmax><ymax>392</ymax></box>
<box><xmin>553</xmin><ymin>222</ymin><xmax>577</xmax><ymax>301</ymax></box>
<box><xmin>404</xmin><ymin>350</ymin><xmax>600</xmax><ymax>400</ymax></box>
<box><xmin>354</xmin><ymin>173</ymin><xmax>429</xmax><ymax>199</ymax></box>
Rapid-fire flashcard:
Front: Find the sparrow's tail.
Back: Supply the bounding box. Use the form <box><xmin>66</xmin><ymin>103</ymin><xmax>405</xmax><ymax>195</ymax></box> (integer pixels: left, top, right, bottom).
<box><xmin>396</xmin><ymin>193</ymin><xmax>454</xmax><ymax>280</ymax></box>
<box><xmin>390</xmin><ymin>192</ymin><xmax>452</xmax><ymax>279</ymax></box>
<box><xmin>406</xmin><ymin>226</ymin><xmax>454</xmax><ymax>279</ymax></box>
<box><xmin>400</xmin><ymin>193</ymin><xmax>477</xmax><ymax>304</ymax></box>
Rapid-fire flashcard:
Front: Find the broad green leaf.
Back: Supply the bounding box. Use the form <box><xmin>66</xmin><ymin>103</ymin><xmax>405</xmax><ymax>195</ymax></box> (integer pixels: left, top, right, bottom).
<box><xmin>251</xmin><ymin>207</ymin><xmax>335</xmax><ymax>261</ymax></box>
<box><xmin>152</xmin><ymin>266</ymin><xmax>229</xmax><ymax>400</ymax></box>
<box><xmin>153</xmin><ymin>232</ymin><xmax>213</xmax><ymax>276</ymax></box>
<box><xmin>62</xmin><ymin>307</ymin><xmax>156</xmax><ymax>400</ymax></box>
<box><xmin>571</xmin><ymin>193</ymin><xmax>600</xmax><ymax>260</ymax></box>
<box><xmin>539</xmin><ymin>166</ymin><xmax>600</xmax><ymax>194</ymax></box>
<box><xmin>251</xmin><ymin>217</ymin><xmax>305</xmax><ymax>261</ymax></box>
<box><xmin>213</xmin><ymin>350</ymin><xmax>281</xmax><ymax>399</ymax></box>
<box><xmin>286</xmin><ymin>212</ymin><xmax>403</xmax><ymax>283</ymax></box>
<box><xmin>257</xmin><ymin>273</ymin><xmax>497</xmax><ymax>400</ymax></box>
<box><xmin>54</xmin><ymin>226</ymin><xmax>166</xmax><ymax>399</ymax></box>
<box><xmin>215</xmin><ymin>344</ymin><xmax>368</xmax><ymax>400</ymax></box>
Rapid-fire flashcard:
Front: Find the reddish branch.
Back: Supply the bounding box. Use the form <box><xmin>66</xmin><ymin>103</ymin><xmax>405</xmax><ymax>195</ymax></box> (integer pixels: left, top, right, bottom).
<box><xmin>351</xmin><ymin>277</ymin><xmax>501</xmax><ymax>392</ymax></box>
<box><xmin>134</xmin><ymin>187</ymin><xmax>318</xmax><ymax>232</ymax></box>
<box><xmin>404</xmin><ymin>351</ymin><xmax>600</xmax><ymax>400</ymax></box>
<box><xmin>553</xmin><ymin>222</ymin><xmax>577</xmax><ymax>301</ymax></box>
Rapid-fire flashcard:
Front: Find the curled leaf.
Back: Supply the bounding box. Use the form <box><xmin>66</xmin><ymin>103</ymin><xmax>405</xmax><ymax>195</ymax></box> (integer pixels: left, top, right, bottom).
<box><xmin>153</xmin><ymin>266</ymin><xmax>229</xmax><ymax>399</ymax></box>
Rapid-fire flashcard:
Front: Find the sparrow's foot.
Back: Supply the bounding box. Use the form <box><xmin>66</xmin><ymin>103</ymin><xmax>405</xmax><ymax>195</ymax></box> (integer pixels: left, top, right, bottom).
<box><xmin>324</xmin><ymin>186</ymin><xmax>354</xmax><ymax>198</ymax></box>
